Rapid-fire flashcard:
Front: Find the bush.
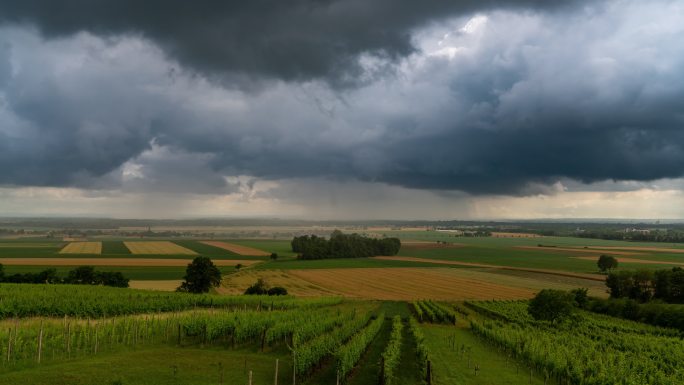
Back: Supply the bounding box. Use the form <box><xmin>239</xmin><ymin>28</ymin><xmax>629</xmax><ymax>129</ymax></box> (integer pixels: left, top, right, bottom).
<box><xmin>528</xmin><ymin>289</ymin><xmax>576</xmax><ymax>322</ymax></box>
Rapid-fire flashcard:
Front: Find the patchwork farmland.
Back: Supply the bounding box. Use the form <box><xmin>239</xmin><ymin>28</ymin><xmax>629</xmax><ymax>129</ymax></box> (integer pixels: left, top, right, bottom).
<box><xmin>1</xmin><ymin>226</ymin><xmax>684</xmax><ymax>384</ymax></box>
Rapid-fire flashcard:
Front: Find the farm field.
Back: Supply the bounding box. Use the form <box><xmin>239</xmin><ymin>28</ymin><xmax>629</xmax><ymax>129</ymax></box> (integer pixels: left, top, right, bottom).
<box><xmin>59</xmin><ymin>242</ymin><xmax>102</xmax><ymax>254</ymax></box>
<box><xmin>123</xmin><ymin>241</ymin><xmax>198</xmax><ymax>255</ymax></box>
<box><xmin>201</xmin><ymin>240</ymin><xmax>271</xmax><ymax>256</ymax></box>
<box><xmin>0</xmin><ymin>257</ymin><xmax>259</xmax><ymax>267</ymax></box>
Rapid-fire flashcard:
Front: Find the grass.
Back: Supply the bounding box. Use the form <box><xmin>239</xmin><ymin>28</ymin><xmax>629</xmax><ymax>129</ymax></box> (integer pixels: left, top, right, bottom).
<box><xmin>101</xmin><ymin>241</ymin><xmax>131</xmax><ymax>254</ymax></box>
<box><xmin>0</xmin><ymin>345</ymin><xmax>292</xmax><ymax>385</ymax></box>
<box><xmin>421</xmin><ymin>324</ymin><xmax>545</xmax><ymax>385</ymax></box>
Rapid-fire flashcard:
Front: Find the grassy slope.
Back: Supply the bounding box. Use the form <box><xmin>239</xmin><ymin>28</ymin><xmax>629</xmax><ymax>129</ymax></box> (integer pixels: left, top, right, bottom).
<box><xmin>0</xmin><ymin>346</ymin><xmax>292</xmax><ymax>385</ymax></box>
<box><xmin>422</xmin><ymin>324</ymin><xmax>544</xmax><ymax>385</ymax></box>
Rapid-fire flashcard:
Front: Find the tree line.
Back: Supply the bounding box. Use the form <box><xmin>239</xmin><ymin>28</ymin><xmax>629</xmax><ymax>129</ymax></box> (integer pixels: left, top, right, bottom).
<box><xmin>0</xmin><ymin>264</ymin><xmax>129</xmax><ymax>287</ymax></box>
<box><xmin>605</xmin><ymin>267</ymin><xmax>684</xmax><ymax>303</ymax></box>
<box><xmin>291</xmin><ymin>230</ymin><xmax>401</xmax><ymax>259</ymax></box>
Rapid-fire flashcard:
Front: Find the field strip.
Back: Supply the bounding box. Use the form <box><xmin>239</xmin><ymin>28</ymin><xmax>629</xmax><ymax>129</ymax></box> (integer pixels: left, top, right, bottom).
<box><xmin>373</xmin><ymin>256</ymin><xmax>606</xmax><ymax>282</ymax></box>
<box><xmin>59</xmin><ymin>242</ymin><xmax>102</xmax><ymax>254</ymax></box>
<box><xmin>129</xmin><ymin>280</ymin><xmax>183</xmax><ymax>291</ymax></box>
<box><xmin>402</xmin><ymin>241</ymin><xmax>465</xmax><ymax>250</ymax></box>
<box><xmin>573</xmin><ymin>256</ymin><xmax>684</xmax><ymax>266</ymax></box>
<box><xmin>219</xmin><ymin>269</ymin><xmax>342</xmax><ymax>297</ymax></box>
<box><xmin>200</xmin><ymin>241</ymin><xmax>270</xmax><ymax>256</ymax></box>
<box><xmin>0</xmin><ymin>244</ymin><xmax>57</xmax><ymax>248</ymax></box>
<box><xmin>287</xmin><ymin>267</ymin><xmax>536</xmax><ymax>300</ymax></box>
<box><xmin>124</xmin><ymin>241</ymin><xmax>197</xmax><ymax>255</ymax></box>
<box><xmin>491</xmin><ymin>232</ymin><xmax>543</xmax><ymax>238</ymax></box>
<box><xmin>582</xmin><ymin>246</ymin><xmax>684</xmax><ymax>253</ymax></box>
<box><xmin>0</xmin><ymin>258</ymin><xmax>260</xmax><ymax>267</ymax></box>
<box><xmin>514</xmin><ymin>246</ymin><xmax>641</xmax><ymax>256</ymax></box>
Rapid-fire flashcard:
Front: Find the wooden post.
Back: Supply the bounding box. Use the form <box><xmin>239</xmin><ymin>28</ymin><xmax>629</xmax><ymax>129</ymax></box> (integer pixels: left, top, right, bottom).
<box><xmin>529</xmin><ymin>367</ymin><xmax>533</xmax><ymax>384</ymax></box>
<box><xmin>249</xmin><ymin>370</ymin><xmax>253</xmax><ymax>385</ymax></box>
<box><xmin>94</xmin><ymin>323</ymin><xmax>99</xmax><ymax>354</ymax></box>
<box><xmin>426</xmin><ymin>360</ymin><xmax>432</xmax><ymax>385</ymax></box>
<box><xmin>37</xmin><ymin>321</ymin><xmax>44</xmax><ymax>364</ymax></box>
<box><xmin>274</xmin><ymin>359</ymin><xmax>279</xmax><ymax>385</ymax></box>
<box><xmin>6</xmin><ymin>327</ymin><xmax>11</xmax><ymax>362</ymax></box>
<box><xmin>292</xmin><ymin>352</ymin><xmax>296</xmax><ymax>385</ymax></box>
<box><xmin>336</xmin><ymin>369</ymin><xmax>340</xmax><ymax>385</ymax></box>
<box><xmin>67</xmin><ymin>322</ymin><xmax>71</xmax><ymax>358</ymax></box>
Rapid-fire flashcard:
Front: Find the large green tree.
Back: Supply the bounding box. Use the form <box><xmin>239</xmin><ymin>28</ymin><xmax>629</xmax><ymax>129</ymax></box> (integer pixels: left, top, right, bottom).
<box><xmin>528</xmin><ymin>289</ymin><xmax>576</xmax><ymax>322</ymax></box>
<box><xmin>177</xmin><ymin>257</ymin><xmax>222</xmax><ymax>293</ymax></box>
<box><xmin>597</xmin><ymin>255</ymin><xmax>619</xmax><ymax>273</ymax></box>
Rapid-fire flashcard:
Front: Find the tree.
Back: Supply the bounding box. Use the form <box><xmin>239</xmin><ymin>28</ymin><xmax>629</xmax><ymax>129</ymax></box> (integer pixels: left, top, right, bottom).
<box><xmin>528</xmin><ymin>289</ymin><xmax>576</xmax><ymax>322</ymax></box>
<box><xmin>571</xmin><ymin>288</ymin><xmax>589</xmax><ymax>309</ymax></box>
<box><xmin>177</xmin><ymin>257</ymin><xmax>222</xmax><ymax>293</ymax></box>
<box><xmin>235</xmin><ymin>263</ymin><xmax>243</xmax><ymax>271</ymax></box>
<box><xmin>267</xmin><ymin>286</ymin><xmax>288</xmax><ymax>296</ymax></box>
<box><xmin>597</xmin><ymin>255</ymin><xmax>619</xmax><ymax>273</ymax></box>
<box><xmin>244</xmin><ymin>278</ymin><xmax>269</xmax><ymax>295</ymax></box>
<box><xmin>66</xmin><ymin>266</ymin><xmax>97</xmax><ymax>285</ymax></box>
<box><xmin>270</xmin><ymin>253</ymin><xmax>279</xmax><ymax>260</ymax></box>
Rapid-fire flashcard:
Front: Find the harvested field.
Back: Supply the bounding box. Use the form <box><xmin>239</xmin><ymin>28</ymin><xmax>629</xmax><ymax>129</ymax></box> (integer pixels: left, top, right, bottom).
<box><xmin>287</xmin><ymin>268</ymin><xmax>535</xmax><ymax>300</ymax></box>
<box><xmin>0</xmin><ymin>258</ymin><xmax>260</xmax><ymax>267</ymax></box>
<box><xmin>515</xmin><ymin>246</ymin><xmax>641</xmax><ymax>256</ymax></box>
<box><xmin>59</xmin><ymin>242</ymin><xmax>102</xmax><ymax>254</ymax></box>
<box><xmin>129</xmin><ymin>280</ymin><xmax>183</xmax><ymax>291</ymax></box>
<box><xmin>584</xmin><ymin>246</ymin><xmax>684</xmax><ymax>253</ymax></box>
<box><xmin>401</xmin><ymin>241</ymin><xmax>464</xmax><ymax>250</ymax></box>
<box><xmin>124</xmin><ymin>241</ymin><xmax>197</xmax><ymax>255</ymax></box>
<box><xmin>373</xmin><ymin>256</ymin><xmax>605</xmax><ymax>282</ymax></box>
<box><xmin>218</xmin><ymin>269</ymin><xmax>340</xmax><ymax>297</ymax></box>
<box><xmin>200</xmin><ymin>241</ymin><xmax>270</xmax><ymax>256</ymax></box>
<box><xmin>491</xmin><ymin>232</ymin><xmax>543</xmax><ymax>238</ymax></box>
<box><xmin>573</xmin><ymin>256</ymin><xmax>684</xmax><ymax>266</ymax></box>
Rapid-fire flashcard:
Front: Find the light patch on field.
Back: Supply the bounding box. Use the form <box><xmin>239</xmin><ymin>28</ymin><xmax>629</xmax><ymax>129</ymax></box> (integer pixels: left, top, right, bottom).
<box><xmin>287</xmin><ymin>268</ymin><xmax>537</xmax><ymax>300</ymax></box>
<box><xmin>0</xmin><ymin>258</ymin><xmax>260</xmax><ymax>267</ymax></box>
<box><xmin>491</xmin><ymin>232</ymin><xmax>543</xmax><ymax>238</ymax></box>
<box><xmin>129</xmin><ymin>280</ymin><xmax>183</xmax><ymax>291</ymax></box>
<box><xmin>218</xmin><ymin>269</ymin><xmax>341</xmax><ymax>297</ymax></box>
<box><xmin>59</xmin><ymin>242</ymin><xmax>102</xmax><ymax>254</ymax></box>
<box><xmin>200</xmin><ymin>241</ymin><xmax>270</xmax><ymax>256</ymax></box>
<box><xmin>515</xmin><ymin>246</ymin><xmax>641</xmax><ymax>256</ymax></box>
<box><xmin>124</xmin><ymin>241</ymin><xmax>197</xmax><ymax>255</ymax></box>
<box><xmin>573</xmin><ymin>256</ymin><xmax>684</xmax><ymax>266</ymax></box>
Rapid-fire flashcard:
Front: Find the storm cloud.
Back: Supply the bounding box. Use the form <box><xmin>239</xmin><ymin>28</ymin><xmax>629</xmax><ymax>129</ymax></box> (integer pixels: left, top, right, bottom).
<box><xmin>0</xmin><ymin>0</ymin><xmax>683</xmax><ymax>198</ymax></box>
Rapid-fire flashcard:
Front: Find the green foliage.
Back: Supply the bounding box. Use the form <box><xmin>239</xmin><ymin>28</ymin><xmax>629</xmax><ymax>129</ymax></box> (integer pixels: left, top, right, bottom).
<box><xmin>244</xmin><ymin>279</ymin><xmax>288</xmax><ymax>296</ymax></box>
<box><xmin>570</xmin><ymin>287</ymin><xmax>589</xmax><ymax>309</ymax></box>
<box><xmin>469</xmin><ymin>300</ymin><xmax>684</xmax><ymax>384</ymax></box>
<box><xmin>411</xmin><ymin>301</ymin><xmax>457</xmax><ymax>324</ymax></box>
<box><xmin>335</xmin><ymin>313</ymin><xmax>384</xmax><ymax>379</ymax></box>
<box><xmin>606</xmin><ymin>269</ymin><xmax>655</xmax><ymax>301</ymax></box>
<box><xmin>587</xmin><ymin>298</ymin><xmax>684</xmax><ymax>331</ymax></box>
<box><xmin>0</xmin><ymin>283</ymin><xmax>341</xmax><ymax>318</ymax></box>
<box><xmin>408</xmin><ymin>317</ymin><xmax>430</xmax><ymax>382</ymax></box>
<box><xmin>1</xmin><ymin>264</ymin><xmax>128</xmax><ymax>287</ymax></box>
<box><xmin>380</xmin><ymin>316</ymin><xmax>403</xmax><ymax>385</ymax></box>
<box><xmin>527</xmin><ymin>289</ymin><xmax>576</xmax><ymax>322</ymax></box>
<box><xmin>597</xmin><ymin>254</ymin><xmax>618</xmax><ymax>273</ymax></box>
<box><xmin>292</xmin><ymin>230</ymin><xmax>401</xmax><ymax>260</ymax></box>
<box><xmin>176</xmin><ymin>257</ymin><xmax>222</xmax><ymax>293</ymax></box>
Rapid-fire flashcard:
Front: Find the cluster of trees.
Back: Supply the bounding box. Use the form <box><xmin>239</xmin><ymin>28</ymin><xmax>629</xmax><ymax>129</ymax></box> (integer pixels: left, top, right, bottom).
<box><xmin>0</xmin><ymin>264</ymin><xmax>128</xmax><ymax>287</ymax></box>
<box><xmin>243</xmin><ymin>278</ymin><xmax>288</xmax><ymax>296</ymax></box>
<box><xmin>606</xmin><ymin>267</ymin><xmax>684</xmax><ymax>303</ymax></box>
<box><xmin>291</xmin><ymin>230</ymin><xmax>401</xmax><ymax>260</ymax></box>
<box><xmin>576</xmin><ymin>230</ymin><xmax>684</xmax><ymax>243</ymax></box>
<box><xmin>587</xmin><ymin>298</ymin><xmax>684</xmax><ymax>331</ymax></box>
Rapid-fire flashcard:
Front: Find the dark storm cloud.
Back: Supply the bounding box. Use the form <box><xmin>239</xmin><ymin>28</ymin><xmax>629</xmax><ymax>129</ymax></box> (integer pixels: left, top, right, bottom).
<box><xmin>1</xmin><ymin>1</ymin><xmax>684</xmax><ymax>197</ymax></box>
<box><xmin>0</xmin><ymin>0</ymin><xmax>586</xmax><ymax>87</ymax></box>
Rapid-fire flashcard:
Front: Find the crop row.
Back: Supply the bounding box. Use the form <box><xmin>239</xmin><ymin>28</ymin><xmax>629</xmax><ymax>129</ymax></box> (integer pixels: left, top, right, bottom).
<box><xmin>0</xmin><ymin>284</ymin><xmax>341</xmax><ymax>318</ymax></box>
<box><xmin>380</xmin><ymin>316</ymin><xmax>402</xmax><ymax>385</ymax></box>
<box><xmin>412</xmin><ymin>301</ymin><xmax>457</xmax><ymax>324</ymax></box>
<box><xmin>408</xmin><ymin>317</ymin><xmax>430</xmax><ymax>384</ymax></box>
<box><xmin>336</xmin><ymin>313</ymin><xmax>385</xmax><ymax>380</ymax></box>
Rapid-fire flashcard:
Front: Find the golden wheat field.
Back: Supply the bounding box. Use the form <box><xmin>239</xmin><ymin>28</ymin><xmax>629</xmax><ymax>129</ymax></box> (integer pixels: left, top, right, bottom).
<box><xmin>286</xmin><ymin>267</ymin><xmax>538</xmax><ymax>300</ymax></box>
<box><xmin>219</xmin><ymin>269</ymin><xmax>341</xmax><ymax>296</ymax></box>
<box><xmin>200</xmin><ymin>241</ymin><xmax>270</xmax><ymax>256</ymax></box>
<box><xmin>123</xmin><ymin>241</ymin><xmax>197</xmax><ymax>255</ymax></box>
<box><xmin>59</xmin><ymin>242</ymin><xmax>102</xmax><ymax>254</ymax></box>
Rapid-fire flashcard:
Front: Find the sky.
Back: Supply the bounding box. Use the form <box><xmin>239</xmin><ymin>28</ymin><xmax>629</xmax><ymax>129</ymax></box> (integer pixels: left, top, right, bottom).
<box><xmin>0</xmin><ymin>0</ymin><xmax>683</xmax><ymax>220</ymax></box>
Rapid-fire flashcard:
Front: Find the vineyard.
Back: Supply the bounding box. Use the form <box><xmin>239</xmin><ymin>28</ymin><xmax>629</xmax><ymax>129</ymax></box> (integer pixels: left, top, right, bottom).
<box><xmin>466</xmin><ymin>300</ymin><xmax>684</xmax><ymax>385</ymax></box>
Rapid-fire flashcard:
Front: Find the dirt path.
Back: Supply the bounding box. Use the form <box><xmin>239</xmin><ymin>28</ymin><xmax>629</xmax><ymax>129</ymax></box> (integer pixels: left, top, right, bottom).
<box><xmin>373</xmin><ymin>256</ymin><xmax>605</xmax><ymax>282</ymax></box>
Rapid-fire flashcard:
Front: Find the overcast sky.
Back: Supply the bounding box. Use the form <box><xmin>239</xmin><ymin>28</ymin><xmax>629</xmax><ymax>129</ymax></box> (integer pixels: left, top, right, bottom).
<box><xmin>0</xmin><ymin>0</ymin><xmax>683</xmax><ymax>220</ymax></box>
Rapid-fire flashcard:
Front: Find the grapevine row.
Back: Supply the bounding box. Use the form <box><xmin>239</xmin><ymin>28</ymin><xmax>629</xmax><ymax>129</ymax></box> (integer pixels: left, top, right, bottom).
<box><xmin>380</xmin><ymin>316</ymin><xmax>402</xmax><ymax>385</ymax></box>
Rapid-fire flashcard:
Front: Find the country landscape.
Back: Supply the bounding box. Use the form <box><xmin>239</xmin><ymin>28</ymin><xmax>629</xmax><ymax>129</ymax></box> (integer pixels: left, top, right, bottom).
<box><xmin>1</xmin><ymin>0</ymin><xmax>683</xmax><ymax>384</ymax></box>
